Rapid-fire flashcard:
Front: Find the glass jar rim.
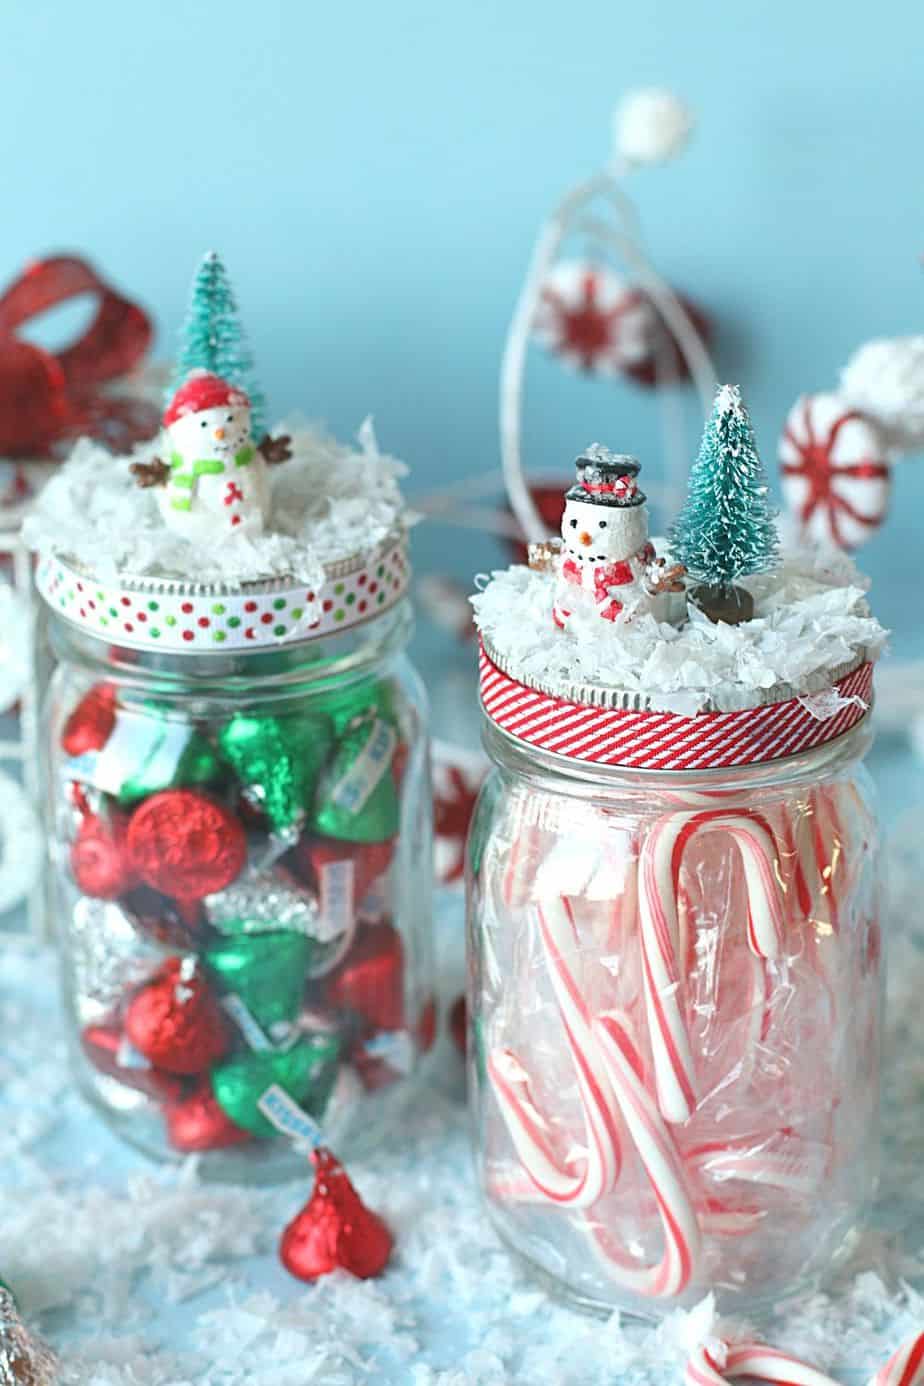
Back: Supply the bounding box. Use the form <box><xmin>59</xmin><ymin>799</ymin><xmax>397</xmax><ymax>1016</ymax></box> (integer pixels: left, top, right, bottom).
<box><xmin>481</xmin><ymin>712</ymin><xmax>873</xmax><ymax>794</ymax></box>
<box><xmin>46</xmin><ymin>597</ymin><xmax>414</xmax><ymax>702</ymax></box>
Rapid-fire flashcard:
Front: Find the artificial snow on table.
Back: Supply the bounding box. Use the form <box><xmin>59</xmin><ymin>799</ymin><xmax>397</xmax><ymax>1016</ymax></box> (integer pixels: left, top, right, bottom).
<box><xmin>3</xmin><ymin>857</ymin><xmax>924</xmax><ymax>1384</ymax></box>
<box><xmin>22</xmin><ymin>418</ymin><xmax>411</xmax><ymax>587</ymax></box>
<box><xmin>472</xmin><ymin>547</ymin><xmax>887</xmax><ymax>714</ymax></box>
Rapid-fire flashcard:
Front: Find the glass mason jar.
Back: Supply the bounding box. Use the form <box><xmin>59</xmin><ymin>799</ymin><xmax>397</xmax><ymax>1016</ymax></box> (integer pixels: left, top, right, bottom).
<box><xmin>38</xmin><ymin>536</ymin><xmax>434</xmax><ymax>1180</ymax></box>
<box><xmin>468</xmin><ymin>650</ymin><xmax>880</xmax><ymax>1318</ymax></box>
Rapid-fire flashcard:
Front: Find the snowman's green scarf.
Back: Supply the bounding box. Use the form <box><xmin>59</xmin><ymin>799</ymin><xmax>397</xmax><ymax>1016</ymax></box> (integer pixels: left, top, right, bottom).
<box><xmin>167</xmin><ymin>444</ymin><xmax>256</xmax><ymax>512</ymax></box>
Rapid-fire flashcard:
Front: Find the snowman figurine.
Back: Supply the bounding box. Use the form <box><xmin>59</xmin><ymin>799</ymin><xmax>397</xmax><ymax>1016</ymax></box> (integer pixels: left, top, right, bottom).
<box><xmin>130</xmin><ymin>369</ymin><xmax>291</xmax><ymax>542</ymax></box>
<box><xmin>552</xmin><ymin>444</ymin><xmax>684</xmax><ymax>629</ymax></box>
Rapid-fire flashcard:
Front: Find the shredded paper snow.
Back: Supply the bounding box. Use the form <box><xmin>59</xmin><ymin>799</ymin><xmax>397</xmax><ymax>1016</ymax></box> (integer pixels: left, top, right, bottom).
<box><xmin>472</xmin><ymin>547</ymin><xmax>887</xmax><ymax>713</ymax></box>
<box><xmin>22</xmin><ymin>418</ymin><xmax>412</xmax><ymax>587</ymax></box>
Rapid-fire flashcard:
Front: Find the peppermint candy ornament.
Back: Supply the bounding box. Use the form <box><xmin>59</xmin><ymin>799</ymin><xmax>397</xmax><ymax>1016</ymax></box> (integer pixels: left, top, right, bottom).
<box><xmin>532</xmin><ymin>262</ymin><xmax>656</xmax><ymax>375</ymax></box>
<box><xmin>779</xmin><ymin>392</ymin><xmax>891</xmax><ymax>551</ymax></box>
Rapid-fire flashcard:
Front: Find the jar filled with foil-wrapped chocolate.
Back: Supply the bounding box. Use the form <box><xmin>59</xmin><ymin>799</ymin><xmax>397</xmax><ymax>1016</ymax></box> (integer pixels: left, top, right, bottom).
<box><xmin>38</xmin><ymin>531</ymin><xmax>434</xmax><ymax>1179</ymax></box>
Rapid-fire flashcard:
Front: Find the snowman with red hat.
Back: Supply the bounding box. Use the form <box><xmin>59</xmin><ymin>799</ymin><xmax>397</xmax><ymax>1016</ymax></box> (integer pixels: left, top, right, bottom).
<box><xmin>131</xmin><ymin>369</ymin><xmax>291</xmax><ymax>541</ymax></box>
<box><xmin>552</xmin><ymin>444</ymin><xmax>685</xmax><ymax>628</ymax></box>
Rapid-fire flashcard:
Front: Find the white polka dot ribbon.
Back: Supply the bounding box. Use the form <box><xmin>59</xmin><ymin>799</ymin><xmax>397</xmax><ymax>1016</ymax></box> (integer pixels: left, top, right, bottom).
<box><xmin>36</xmin><ymin>533</ymin><xmax>410</xmax><ymax>655</ymax></box>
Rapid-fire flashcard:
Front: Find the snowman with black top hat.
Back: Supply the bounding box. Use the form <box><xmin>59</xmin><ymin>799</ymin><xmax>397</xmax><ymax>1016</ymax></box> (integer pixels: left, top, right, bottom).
<box><xmin>552</xmin><ymin>444</ymin><xmax>685</xmax><ymax>629</ymax></box>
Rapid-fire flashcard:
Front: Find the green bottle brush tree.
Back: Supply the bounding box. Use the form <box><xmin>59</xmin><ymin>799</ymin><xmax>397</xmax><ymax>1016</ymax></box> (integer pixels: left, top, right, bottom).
<box><xmin>670</xmin><ymin>383</ymin><xmax>779</xmax><ymax>624</ymax></box>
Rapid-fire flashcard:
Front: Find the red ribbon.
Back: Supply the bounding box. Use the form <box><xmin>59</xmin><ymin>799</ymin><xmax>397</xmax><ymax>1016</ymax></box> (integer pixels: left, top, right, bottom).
<box><xmin>0</xmin><ymin>254</ymin><xmax>158</xmax><ymax>459</ymax></box>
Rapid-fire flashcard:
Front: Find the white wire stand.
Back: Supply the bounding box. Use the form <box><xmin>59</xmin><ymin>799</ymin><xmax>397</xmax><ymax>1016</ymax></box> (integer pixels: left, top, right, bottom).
<box><xmin>499</xmin><ymin>166</ymin><xmax>717</xmax><ymax>543</ymax></box>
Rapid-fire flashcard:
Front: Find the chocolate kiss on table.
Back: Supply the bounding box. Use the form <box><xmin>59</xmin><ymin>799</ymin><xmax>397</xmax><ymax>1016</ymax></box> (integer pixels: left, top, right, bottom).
<box><xmin>124</xmin><ymin>956</ymin><xmax>231</xmax><ymax>1075</ymax></box>
<box><xmin>203</xmin><ymin>931</ymin><xmax>317</xmax><ymax>1030</ymax></box>
<box><xmin>164</xmin><ymin>1079</ymin><xmax>253</xmax><ymax>1152</ymax></box>
<box><xmin>279</xmin><ymin>1147</ymin><xmax>393</xmax><ymax>1282</ymax></box>
<box><xmin>217</xmin><ymin>711</ymin><xmax>334</xmax><ymax>832</ymax></box>
<box><xmin>210</xmin><ymin>1032</ymin><xmax>341</xmax><ymax>1138</ymax></box>
<box><xmin>313</xmin><ymin>709</ymin><xmax>400</xmax><ymax>844</ymax></box>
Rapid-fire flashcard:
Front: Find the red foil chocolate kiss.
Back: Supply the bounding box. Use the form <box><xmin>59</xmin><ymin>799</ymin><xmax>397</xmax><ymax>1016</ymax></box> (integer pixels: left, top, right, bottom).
<box><xmin>70</xmin><ymin>806</ymin><xmax>137</xmax><ymax>899</ymax></box>
<box><xmin>80</xmin><ymin>1018</ymin><xmax>187</xmax><ymax>1103</ymax></box>
<box><xmin>325</xmin><ymin>921</ymin><xmax>405</xmax><ymax>1033</ymax></box>
<box><xmin>0</xmin><ymin>254</ymin><xmax>156</xmax><ymax>457</ymax></box>
<box><xmin>164</xmin><ymin>1080</ymin><xmax>252</xmax><ymax>1152</ymax></box>
<box><xmin>61</xmin><ymin>683</ymin><xmax>117</xmax><ymax>757</ymax></box>
<box><xmin>124</xmin><ymin>957</ymin><xmax>230</xmax><ymax>1076</ymax></box>
<box><xmin>126</xmin><ymin>789</ymin><xmax>247</xmax><ymax>901</ymax></box>
<box><xmin>280</xmin><ymin>1148</ymin><xmax>393</xmax><ymax>1282</ymax></box>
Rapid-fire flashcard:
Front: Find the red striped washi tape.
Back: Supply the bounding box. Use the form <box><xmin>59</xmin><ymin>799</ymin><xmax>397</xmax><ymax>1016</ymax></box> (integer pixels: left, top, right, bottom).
<box><xmin>479</xmin><ymin>643</ymin><xmax>873</xmax><ymax>772</ymax></box>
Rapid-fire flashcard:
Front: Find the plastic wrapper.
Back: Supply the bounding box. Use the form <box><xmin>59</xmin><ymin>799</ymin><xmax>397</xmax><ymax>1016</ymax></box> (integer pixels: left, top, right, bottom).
<box><xmin>467</xmin><ymin>747</ymin><xmax>881</xmax><ymax>1316</ymax></box>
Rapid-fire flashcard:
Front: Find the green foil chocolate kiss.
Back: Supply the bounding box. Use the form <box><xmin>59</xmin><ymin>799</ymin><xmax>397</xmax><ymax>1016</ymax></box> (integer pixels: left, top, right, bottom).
<box><xmin>309</xmin><ymin>674</ymin><xmax>395</xmax><ymax>736</ymax></box>
<box><xmin>203</xmin><ymin>932</ymin><xmax>316</xmax><ymax>1030</ymax></box>
<box><xmin>313</xmin><ymin>710</ymin><xmax>400</xmax><ymax>843</ymax></box>
<box><xmin>218</xmin><ymin>711</ymin><xmax>334</xmax><ymax>831</ymax></box>
<box><xmin>210</xmin><ymin>1033</ymin><xmax>341</xmax><ymax>1138</ymax></box>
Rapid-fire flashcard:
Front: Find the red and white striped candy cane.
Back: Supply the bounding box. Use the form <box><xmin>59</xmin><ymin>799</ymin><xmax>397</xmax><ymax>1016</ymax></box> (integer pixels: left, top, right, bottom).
<box><xmin>638</xmin><ymin>810</ymin><xmax>784</xmax><ymax>1122</ymax></box>
<box><xmin>587</xmin><ymin>1012</ymin><xmax>702</xmax><ymax>1297</ymax></box>
<box><xmin>686</xmin><ymin>1134</ymin><xmax>829</xmax><ymax>1198</ymax></box>
<box><xmin>685</xmin><ymin>1340</ymin><xmax>838</xmax><ymax>1386</ymax></box>
<box><xmin>498</xmin><ymin>790</ymin><xmax>545</xmax><ymax>910</ymax></box>
<box><xmin>488</xmin><ymin>897</ymin><xmax>622</xmax><ymax>1206</ymax></box>
<box><xmin>869</xmin><ymin>1332</ymin><xmax>924</xmax><ymax>1386</ymax></box>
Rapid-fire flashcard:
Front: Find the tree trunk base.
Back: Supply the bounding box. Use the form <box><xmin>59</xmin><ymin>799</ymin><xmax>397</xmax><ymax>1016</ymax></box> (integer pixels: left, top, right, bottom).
<box><xmin>690</xmin><ymin>583</ymin><xmax>754</xmax><ymax>625</ymax></box>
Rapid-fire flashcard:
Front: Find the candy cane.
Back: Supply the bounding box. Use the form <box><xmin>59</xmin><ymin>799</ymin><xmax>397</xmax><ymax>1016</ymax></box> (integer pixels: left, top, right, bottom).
<box><xmin>687</xmin><ymin>1135</ymin><xmax>829</xmax><ymax>1197</ymax></box>
<box><xmin>587</xmin><ymin>1012</ymin><xmax>701</xmax><ymax>1297</ymax></box>
<box><xmin>639</xmin><ymin>810</ymin><xmax>784</xmax><ymax>1122</ymax></box>
<box><xmin>686</xmin><ymin>1332</ymin><xmax>924</xmax><ymax>1386</ymax></box>
<box><xmin>500</xmin><ymin>792</ymin><xmax>543</xmax><ymax>910</ymax></box>
<box><xmin>685</xmin><ymin>1340</ymin><xmax>838</xmax><ymax>1386</ymax></box>
<box><xmin>488</xmin><ymin>897</ymin><xmax>622</xmax><ymax>1206</ymax></box>
<box><xmin>869</xmin><ymin>1332</ymin><xmax>924</xmax><ymax>1386</ymax></box>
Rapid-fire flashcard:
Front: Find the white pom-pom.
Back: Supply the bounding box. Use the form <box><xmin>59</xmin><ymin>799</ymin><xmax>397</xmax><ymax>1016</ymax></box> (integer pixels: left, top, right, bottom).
<box><xmin>840</xmin><ymin>336</ymin><xmax>924</xmax><ymax>455</ymax></box>
<box><xmin>613</xmin><ymin>88</ymin><xmax>693</xmax><ymax>166</ymax></box>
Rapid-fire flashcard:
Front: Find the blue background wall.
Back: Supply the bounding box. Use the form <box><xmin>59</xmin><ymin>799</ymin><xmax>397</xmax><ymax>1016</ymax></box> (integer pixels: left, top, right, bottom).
<box><xmin>2</xmin><ymin>0</ymin><xmax>922</xmax><ymax>647</ymax></box>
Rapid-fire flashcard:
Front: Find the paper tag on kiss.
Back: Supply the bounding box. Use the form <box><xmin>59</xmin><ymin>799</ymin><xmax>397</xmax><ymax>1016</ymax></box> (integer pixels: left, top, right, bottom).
<box><xmin>329</xmin><ymin>718</ymin><xmax>397</xmax><ymax>816</ymax></box>
<box><xmin>222</xmin><ymin>994</ymin><xmax>273</xmax><ymax>1052</ymax></box>
<box><xmin>116</xmin><ymin>1035</ymin><xmax>152</xmax><ymax>1070</ymax></box>
<box><xmin>318</xmin><ymin>859</ymin><xmax>354</xmax><ymax>941</ymax></box>
<box><xmin>66</xmin><ymin>712</ymin><xmax>190</xmax><ymax>796</ymax></box>
<box><xmin>257</xmin><ymin>1083</ymin><xmax>322</xmax><ymax>1148</ymax></box>
<box><xmin>363</xmin><ymin>1029</ymin><xmax>415</xmax><ymax>1075</ymax></box>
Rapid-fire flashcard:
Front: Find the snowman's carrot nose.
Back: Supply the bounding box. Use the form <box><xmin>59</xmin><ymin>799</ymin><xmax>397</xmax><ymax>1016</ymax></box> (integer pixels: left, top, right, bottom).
<box><xmin>579</xmin><ymin>531</ymin><xmax>592</xmax><ymax>546</ymax></box>
<box><xmin>214</xmin><ymin>427</ymin><xmax>226</xmax><ymax>440</ymax></box>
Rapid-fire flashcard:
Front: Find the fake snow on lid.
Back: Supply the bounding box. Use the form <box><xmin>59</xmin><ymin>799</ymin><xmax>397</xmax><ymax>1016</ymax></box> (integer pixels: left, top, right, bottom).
<box><xmin>22</xmin><ymin>417</ymin><xmax>412</xmax><ymax>588</ymax></box>
<box><xmin>36</xmin><ymin>531</ymin><xmax>410</xmax><ymax>654</ymax></box>
<box><xmin>471</xmin><ymin>548</ymin><xmax>887</xmax><ymax>716</ymax></box>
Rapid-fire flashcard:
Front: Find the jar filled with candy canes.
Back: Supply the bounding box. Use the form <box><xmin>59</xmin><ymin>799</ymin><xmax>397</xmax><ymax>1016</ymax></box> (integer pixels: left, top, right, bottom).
<box><xmin>28</xmin><ymin>354</ymin><xmax>434</xmax><ymax>1179</ymax></box>
<box><xmin>467</xmin><ymin>400</ymin><xmax>888</xmax><ymax>1316</ymax></box>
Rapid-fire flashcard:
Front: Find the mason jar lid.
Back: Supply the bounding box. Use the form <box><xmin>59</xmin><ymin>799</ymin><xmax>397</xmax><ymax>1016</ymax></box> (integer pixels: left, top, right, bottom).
<box><xmin>37</xmin><ymin>527</ymin><xmax>410</xmax><ymax>656</ymax></box>
<box><xmin>479</xmin><ymin>636</ymin><xmax>874</xmax><ymax>772</ymax></box>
